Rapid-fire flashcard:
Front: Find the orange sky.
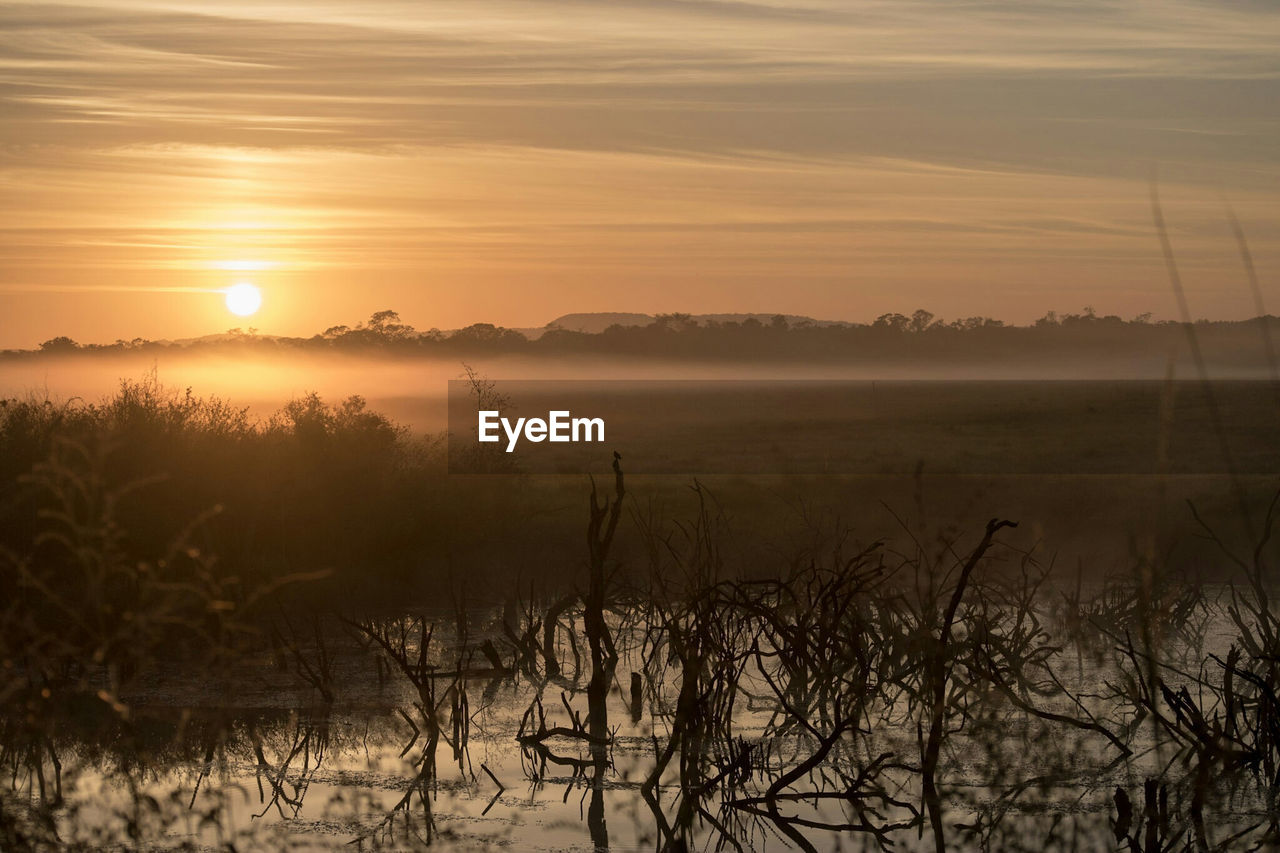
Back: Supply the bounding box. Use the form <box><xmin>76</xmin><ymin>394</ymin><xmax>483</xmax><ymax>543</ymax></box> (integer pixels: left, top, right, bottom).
<box><xmin>2</xmin><ymin>0</ymin><xmax>1277</xmax><ymax>348</ymax></box>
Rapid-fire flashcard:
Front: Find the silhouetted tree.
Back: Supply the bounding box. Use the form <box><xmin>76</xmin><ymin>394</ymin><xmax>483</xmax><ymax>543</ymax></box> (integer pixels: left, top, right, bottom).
<box><xmin>910</xmin><ymin>309</ymin><xmax>935</xmax><ymax>333</ymax></box>
<box><xmin>367</xmin><ymin>310</ymin><xmax>414</xmax><ymax>339</ymax></box>
<box><xmin>449</xmin><ymin>323</ymin><xmax>526</xmax><ymax>350</ymax></box>
<box><xmin>654</xmin><ymin>313</ymin><xmax>696</xmax><ymax>331</ymax></box>
<box><xmin>39</xmin><ymin>336</ymin><xmax>79</xmax><ymax>352</ymax></box>
<box><xmin>874</xmin><ymin>313</ymin><xmax>909</xmax><ymax>332</ymax></box>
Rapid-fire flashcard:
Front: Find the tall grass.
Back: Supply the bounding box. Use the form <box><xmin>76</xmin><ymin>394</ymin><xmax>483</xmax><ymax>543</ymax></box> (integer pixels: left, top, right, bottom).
<box><xmin>0</xmin><ymin>373</ymin><xmax>580</xmax><ymax>609</ymax></box>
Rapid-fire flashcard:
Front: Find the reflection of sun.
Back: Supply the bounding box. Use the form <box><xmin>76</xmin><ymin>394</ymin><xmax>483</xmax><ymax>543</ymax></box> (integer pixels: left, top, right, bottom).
<box><xmin>225</xmin><ymin>282</ymin><xmax>262</xmax><ymax>316</ymax></box>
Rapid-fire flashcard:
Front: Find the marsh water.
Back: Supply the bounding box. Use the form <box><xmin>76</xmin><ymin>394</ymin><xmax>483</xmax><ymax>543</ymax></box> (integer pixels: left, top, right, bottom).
<box><xmin>12</xmin><ymin>586</ymin><xmax>1276</xmax><ymax>853</ymax></box>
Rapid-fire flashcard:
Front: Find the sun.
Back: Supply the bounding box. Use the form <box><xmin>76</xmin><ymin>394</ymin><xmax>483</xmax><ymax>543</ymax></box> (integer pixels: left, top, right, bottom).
<box><xmin>224</xmin><ymin>282</ymin><xmax>262</xmax><ymax>317</ymax></box>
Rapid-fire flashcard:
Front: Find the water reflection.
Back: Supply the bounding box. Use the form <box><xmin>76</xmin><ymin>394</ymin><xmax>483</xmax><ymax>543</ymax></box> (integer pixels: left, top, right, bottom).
<box><xmin>3</xmin><ymin>467</ymin><xmax>1279</xmax><ymax>850</ymax></box>
<box><xmin>1</xmin><ymin>594</ymin><xmax>1274</xmax><ymax>852</ymax></box>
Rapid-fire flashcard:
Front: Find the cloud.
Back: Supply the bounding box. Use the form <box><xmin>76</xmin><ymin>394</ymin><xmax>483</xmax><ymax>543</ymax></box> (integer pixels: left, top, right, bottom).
<box><xmin>0</xmin><ymin>0</ymin><xmax>1277</xmax><ymax>341</ymax></box>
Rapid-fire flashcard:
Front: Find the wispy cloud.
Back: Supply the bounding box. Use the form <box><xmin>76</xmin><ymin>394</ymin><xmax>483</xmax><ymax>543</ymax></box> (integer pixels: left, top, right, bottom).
<box><xmin>1</xmin><ymin>0</ymin><xmax>1277</xmax><ymax>344</ymax></box>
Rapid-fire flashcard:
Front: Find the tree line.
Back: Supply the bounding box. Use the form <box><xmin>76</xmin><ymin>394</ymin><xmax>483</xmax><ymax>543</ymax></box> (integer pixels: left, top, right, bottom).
<box><xmin>13</xmin><ymin>307</ymin><xmax>1280</xmax><ymax>366</ymax></box>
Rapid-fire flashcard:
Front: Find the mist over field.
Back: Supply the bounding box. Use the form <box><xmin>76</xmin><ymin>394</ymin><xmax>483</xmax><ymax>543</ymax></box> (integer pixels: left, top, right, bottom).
<box><xmin>4</xmin><ymin>340</ymin><xmax>1278</xmax><ymax>435</ymax></box>
<box><xmin>3</xmin><ymin>338</ymin><xmax>1274</xmax><ymax>575</ymax></box>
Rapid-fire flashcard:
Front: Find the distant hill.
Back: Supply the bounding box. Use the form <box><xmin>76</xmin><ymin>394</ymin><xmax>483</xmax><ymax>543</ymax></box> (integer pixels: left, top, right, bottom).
<box><xmin>694</xmin><ymin>313</ymin><xmax>844</xmax><ymax>327</ymax></box>
<box><xmin>541</xmin><ymin>313</ymin><xmax>657</xmax><ymax>335</ymax></box>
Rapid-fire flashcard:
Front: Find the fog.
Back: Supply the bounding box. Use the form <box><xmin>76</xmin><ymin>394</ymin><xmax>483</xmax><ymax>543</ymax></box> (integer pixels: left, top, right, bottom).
<box><xmin>4</xmin><ymin>348</ymin><xmax>1269</xmax><ymax>434</ymax></box>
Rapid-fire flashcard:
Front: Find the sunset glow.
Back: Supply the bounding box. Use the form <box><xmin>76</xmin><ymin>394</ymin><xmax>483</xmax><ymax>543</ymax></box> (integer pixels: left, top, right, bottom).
<box><xmin>1</xmin><ymin>0</ymin><xmax>1276</xmax><ymax>347</ymax></box>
